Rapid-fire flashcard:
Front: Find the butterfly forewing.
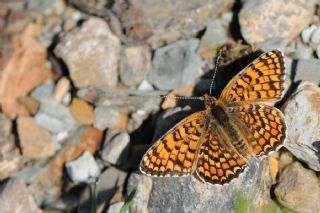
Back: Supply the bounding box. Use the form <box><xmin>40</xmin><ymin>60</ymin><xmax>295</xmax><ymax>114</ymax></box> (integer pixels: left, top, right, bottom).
<box><xmin>219</xmin><ymin>50</ymin><xmax>285</xmax><ymax>104</ymax></box>
<box><xmin>140</xmin><ymin>111</ymin><xmax>207</xmax><ymax>176</ymax></box>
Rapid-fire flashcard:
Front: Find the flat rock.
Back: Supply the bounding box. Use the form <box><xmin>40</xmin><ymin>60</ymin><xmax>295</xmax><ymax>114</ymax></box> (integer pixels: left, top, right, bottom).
<box><xmin>101</xmin><ymin>131</ymin><xmax>130</xmax><ymax>165</ymax></box>
<box><xmin>77</xmin><ymin>87</ymin><xmax>163</xmax><ymax>113</ymax></box>
<box><xmin>18</xmin><ymin>116</ymin><xmax>55</xmax><ymax>158</ymax></box>
<box><xmin>198</xmin><ymin>20</ymin><xmax>229</xmax><ymax>59</ymax></box>
<box><xmin>34</xmin><ymin>99</ymin><xmax>76</xmax><ymax>134</ymax></box>
<box><xmin>31</xmin><ymin>80</ymin><xmax>55</xmax><ymax>103</ymax></box>
<box><xmin>120</xmin><ymin>45</ymin><xmax>152</xmax><ymax>87</ymax></box>
<box><xmin>55</xmin><ymin>17</ymin><xmax>120</xmax><ymax>88</ymax></box>
<box><xmin>127</xmin><ymin>173</ymin><xmax>152</xmax><ymax>213</ymax></box>
<box><xmin>282</xmin><ymin>82</ymin><xmax>320</xmax><ymax>171</ymax></box>
<box><xmin>78</xmin><ymin>167</ymin><xmax>127</xmax><ymax>213</ymax></box>
<box><xmin>0</xmin><ymin>178</ymin><xmax>41</xmax><ymax>213</ymax></box>
<box><xmin>256</xmin><ymin>37</ymin><xmax>286</xmax><ymax>53</ymax></box>
<box><xmin>275</xmin><ymin>162</ymin><xmax>320</xmax><ymax>213</ymax></box>
<box><xmin>93</xmin><ymin>106</ymin><xmax>128</xmax><ymax>130</ymax></box>
<box><xmin>131</xmin><ymin>0</ymin><xmax>233</xmax><ymax>41</ymax></box>
<box><xmin>69</xmin><ymin>98</ymin><xmax>94</xmax><ymax>125</ymax></box>
<box><xmin>65</xmin><ymin>151</ymin><xmax>100</xmax><ymax>183</ymax></box>
<box><xmin>128</xmin><ymin>157</ymin><xmax>274</xmax><ymax>213</ymax></box>
<box><xmin>239</xmin><ymin>0</ymin><xmax>316</xmax><ymax>44</ymax></box>
<box><xmin>149</xmin><ymin>39</ymin><xmax>203</xmax><ymax>90</ymax></box>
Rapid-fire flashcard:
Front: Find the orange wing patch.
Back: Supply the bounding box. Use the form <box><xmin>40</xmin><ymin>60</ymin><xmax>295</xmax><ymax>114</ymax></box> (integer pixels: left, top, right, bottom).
<box><xmin>228</xmin><ymin>104</ymin><xmax>286</xmax><ymax>156</ymax></box>
<box><xmin>196</xmin><ymin>132</ymin><xmax>246</xmax><ymax>184</ymax></box>
<box><xmin>140</xmin><ymin>111</ymin><xmax>206</xmax><ymax>176</ymax></box>
<box><xmin>219</xmin><ymin>50</ymin><xmax>285</xmax><ymax>104</ymax></box>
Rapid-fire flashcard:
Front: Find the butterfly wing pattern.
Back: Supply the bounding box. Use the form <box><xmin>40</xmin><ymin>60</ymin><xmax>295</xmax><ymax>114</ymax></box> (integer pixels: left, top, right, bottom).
<box><xmin>140</xmin><ymin>49</ymin><xmax>287</xmax><ymax>185</ymax></box>
<box><xmin>140</xmin><ymin>111</ymin><xmax>207</xmax><ymax>176</ymax></box>
<box><xmin>196</xmin><ymin>131</ymin><xmax>247</xmax><ymax>185</ymax></box>
<box><xmin>219</xmin><ymin>50</ymin><xmax>285</xmax><ymax>104</ymax></box>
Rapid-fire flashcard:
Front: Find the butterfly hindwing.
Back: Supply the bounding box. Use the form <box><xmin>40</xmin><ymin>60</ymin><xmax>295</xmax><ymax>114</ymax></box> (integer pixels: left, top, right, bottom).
<box><xmin>140</xmin><ymin>111</ymin><xmax>207</xmax><ymax>176</ymax></box>
<box><xmin>228</xmin><ymin>104</ymin><xmax>286</xmax><ymax>156</ymax></box>
<box><xmin>196</xmin><ymin>130</ymin><xmax>247</xmax><ymax>185</ymax></box>
<box><xmin>219</xmin><ymin>50</ymin><xmax>285</xmax><ymax>104</ymax></box>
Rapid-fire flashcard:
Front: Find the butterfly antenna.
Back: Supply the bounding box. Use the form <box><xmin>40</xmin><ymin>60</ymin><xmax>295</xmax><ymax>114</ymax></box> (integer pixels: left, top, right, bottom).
<box><xmin>159</xmin><ymin>95</ymin><xmax>204</xmax><ymax>101</ymax></box>
<box><xmin>209</xmin><ymin>49</ymin><xmax>222</xmax><ymax>96</ymax></box>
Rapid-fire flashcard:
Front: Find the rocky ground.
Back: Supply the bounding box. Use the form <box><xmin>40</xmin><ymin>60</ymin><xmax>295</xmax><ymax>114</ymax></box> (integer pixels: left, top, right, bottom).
<box><xmin>0</xmin><ymin>0</ymin><xmax>320</xmax><ymax>213</ymax></box>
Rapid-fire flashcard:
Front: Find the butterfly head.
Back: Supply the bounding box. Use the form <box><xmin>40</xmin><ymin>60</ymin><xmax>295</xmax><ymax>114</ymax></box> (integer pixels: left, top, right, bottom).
<box><xmin>203</xmin><ymin>94</ymin><xmax>217</xmax><ymax>108</ymax></box>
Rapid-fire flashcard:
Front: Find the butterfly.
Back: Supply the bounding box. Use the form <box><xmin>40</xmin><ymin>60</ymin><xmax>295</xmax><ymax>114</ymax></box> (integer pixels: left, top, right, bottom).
<box><xmin>140</xmin><ymin>50</ymin><xmax>287</xmax><ymax>185</ymax></box>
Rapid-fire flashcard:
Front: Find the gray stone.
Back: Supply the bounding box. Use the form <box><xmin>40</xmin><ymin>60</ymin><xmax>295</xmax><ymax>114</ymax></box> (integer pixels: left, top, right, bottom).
<box><xmin>120</xmin><ymin>45</ymin><xmax>152</xmax><ymax>87</ymax></box>
<box><xmin>11</xmin><ymin>166</ymin><xmax>42</xmax><ymax>183</ymax></box>
<box><xmin>27</xmin><ymin>0</ymin><xmax>55</xmax><ymax>11</ymax></box>
<box><xmin>93</xmin><ymin>106</ymin><xmax>122</xmax><ymax>130</ymax></box>
<box><xmin>101</xmin><ymin>131</ymin><xmax>130</xmax><ymax>165</ymax></box>
<box><xmin>129</xmin><ymin>158</ymin><xmax>274</xmax><ymax>213</ymax></box>
<box><xmin>65</xmin><ymin>151</ymin><xmax>100</xmax><ymax>183</ymax></box>
<box><xmin>282</xmin><ymin>82</ymin><xmax>320</xmax><ymax>171</ymax></box>
<box><xmin>149</xmin><ymin>39</ymin><xmax>203</xmax><ymax>90</ymax></box>
<box><xmin>256</xmin><ymin>37</ymin><xmax>286</xmax><ymax>53</ymax></box>
<box><xmin>275</xmin><ymin>162</ymin><xmax>320</xmax><ymax>213</ymax></box>
<box><xmin>239</xmin><ymin>0</ymin><xmax>316</xmax><ymax>44</ymax></box>
<box><xmin>127</xmin><ymin>173</ymin><xmax>152</xmax><ymax>213</ymax></box>
<box><xmin>31</xmin><ymin>80</ymin><xmax>54</xmax><ymax>103</ymax></box>
<box><xmin>0</xmin><ymin>114</ymin><xmax>22</xmax><ymax>180</ymax></box>
<box><xmin>198</xmin><ymin>20</ymin><xmax>229</xmax><ymax>59</ymax></box>
<box><xmin>78</xmin><ymin>167</ymin><xmax>127</xmax><ymax>213</ymax></box>
<box><xmin>0</xmin><ymin>113</ymin><xmax>11</xmax><ymax>145</ymax></box>
<box><xmin>286</xmin><ymin>58</ymin><xmax>320</xmax><ymax>85</ymax></box>
<box><xmin>55</xmin><ymin>17</ymin><xmax>120</xmax><ymax>88</ymax></box>
<box><xmin>127</xmin><ymin>110</ymin><xmax>149</xmax><ymax>133</ymax></box>
<box><xmin>301</xmin><ymin>24</ymin><xmax>317</xmax><ymax>43</ymax></box>
<box><xmin>34</xmin><ymin>99</ymin><xmax>76</xmax><ymax>133</ymax></box>
<box><xmin>0</xmin><ymin>178</ymin><xmax>41</xmax><ymax>213</ymax></box>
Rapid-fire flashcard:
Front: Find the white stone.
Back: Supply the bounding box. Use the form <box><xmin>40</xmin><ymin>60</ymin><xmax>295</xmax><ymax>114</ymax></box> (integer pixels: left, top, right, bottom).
<box><xmin>311</xmin><ymin>26</ymin><xmax>320</xmax><ymax>44</ymax></box>
<box><xmin>107</xmin><ymin>202</ymin><xmax>129</xmax><ymax>213</ymax></box>
<box><xmin>65</xmin><ymin>151</ymin><xmax>100</xmax><ymax>183</ymax></box>
<box><xmin>101</xmin><ymin>131</ymin><xmax>130</xmax><ymax>165</ymax></box>
<box><xmin>138</xmin><ymin>80</ymin><xmax>154</xmax><ymax>91</ymax></box>
<box><xmin>301</xmin><ymin>25</ymin><xmax>317</xmax><ymax>43</ymax></box>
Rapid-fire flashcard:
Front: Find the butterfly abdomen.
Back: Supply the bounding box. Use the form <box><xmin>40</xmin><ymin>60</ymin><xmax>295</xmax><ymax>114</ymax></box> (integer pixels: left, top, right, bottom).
<box><xmin>210</xmin><ymin>104</ymin><xmax>251</xmax><ymax>157</ymax></box>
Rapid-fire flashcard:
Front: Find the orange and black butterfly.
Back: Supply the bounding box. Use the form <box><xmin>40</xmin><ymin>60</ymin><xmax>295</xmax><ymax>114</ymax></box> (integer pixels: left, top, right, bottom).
<box><xmin>140</xmin><ymin>50</ymin><xmax>287</xmax><ymax>185</ymax></box>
